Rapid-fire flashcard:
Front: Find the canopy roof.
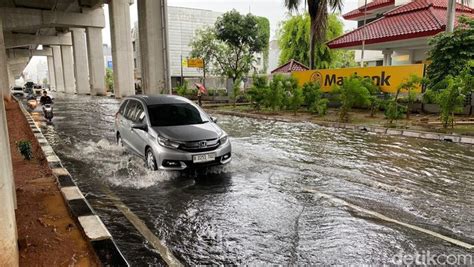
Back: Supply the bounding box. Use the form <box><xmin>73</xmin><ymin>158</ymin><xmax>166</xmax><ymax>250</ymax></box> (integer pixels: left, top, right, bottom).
<box><xmin>329</xmin><ymin>0</ymin><xmax>474</xmax><ymax>49</ymax></box>
<box><xmin>271</xmin><ymin>59</ymin><xmax>309</xmax><ymax>74</ymax></box>
<box><xmin>343</xmin><ymin>0</ymin><xmax>395</xmax><ymax>20</ymax></box>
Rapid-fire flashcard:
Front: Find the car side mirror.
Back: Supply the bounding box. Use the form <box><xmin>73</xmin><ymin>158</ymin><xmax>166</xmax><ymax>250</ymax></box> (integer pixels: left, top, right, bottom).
<box><xmin>210</xmin><ymin>117</ymin><xmax>217</xmax><ymax>123</ymax></box>
<box><xmin>131</xmin><ymin>122</ymin><xmax>148</xmax><ymax>131</ymax></box>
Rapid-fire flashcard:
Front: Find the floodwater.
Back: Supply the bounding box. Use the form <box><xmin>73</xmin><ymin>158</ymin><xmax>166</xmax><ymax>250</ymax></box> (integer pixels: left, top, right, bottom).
<box><xmin>33</xmin><ymin>93</ymin><xmax>473</xmax><ymax>265</ymax></box>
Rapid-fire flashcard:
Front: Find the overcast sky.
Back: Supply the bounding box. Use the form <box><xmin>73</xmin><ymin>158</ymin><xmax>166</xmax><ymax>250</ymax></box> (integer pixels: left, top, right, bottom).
<box><xmin>101</xmin><ymin>0</ymin><xmax>359</xmax><ymax>45</ymax></box>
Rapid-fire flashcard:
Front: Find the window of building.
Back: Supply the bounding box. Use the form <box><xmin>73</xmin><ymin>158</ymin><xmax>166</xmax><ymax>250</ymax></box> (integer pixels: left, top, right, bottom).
<box><xmin>134</xmin><ymin>58</ymin><xmax>137</xmax><ymax>68</ymax></box>
<box><xmin>132</xmin><ymin>41</ymin><xmax>136</xmax><ymax>52</ymax></box>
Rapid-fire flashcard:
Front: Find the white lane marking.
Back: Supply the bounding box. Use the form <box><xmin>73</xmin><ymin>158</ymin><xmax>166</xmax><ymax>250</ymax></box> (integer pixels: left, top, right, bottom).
<box><xmin>100</xmin><ymin>186</ymin><xmax>183</xmax><ymax>266</ymax></box>
<box><xmin>303</xmin><ymin>188</ymin><xmax>474</xmax><ymax>250</ymax></box>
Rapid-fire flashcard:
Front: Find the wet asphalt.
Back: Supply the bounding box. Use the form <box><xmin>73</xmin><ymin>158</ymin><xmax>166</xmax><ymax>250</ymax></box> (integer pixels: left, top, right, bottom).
<box><xmin>30</xmin><ymin>93</ymin><xmax>474</xmax><ymax>265</ymax></box>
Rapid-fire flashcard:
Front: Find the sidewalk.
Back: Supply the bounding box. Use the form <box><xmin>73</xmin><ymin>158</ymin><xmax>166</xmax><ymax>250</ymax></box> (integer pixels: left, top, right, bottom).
<box><xmin>5</xmin><ymin>100</ymin><xmax>99</xmax><ymax>266</ymax></box>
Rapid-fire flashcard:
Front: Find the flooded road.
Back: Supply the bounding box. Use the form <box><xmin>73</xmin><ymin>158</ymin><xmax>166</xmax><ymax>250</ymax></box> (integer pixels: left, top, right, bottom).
<box><xmin>34</xmin><ymin>94</ymin><xmax>473</xmax><ymax>265</ymax></box>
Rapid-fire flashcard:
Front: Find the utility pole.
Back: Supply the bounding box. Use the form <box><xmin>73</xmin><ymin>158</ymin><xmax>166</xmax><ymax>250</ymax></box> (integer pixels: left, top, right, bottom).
<box><xmin>180</xmin><ymin>54</ymin><xmax>184</xmax><ymax>86</ymax></box>
<box><xmin>446</xmin><ymin>0</ymin><xmax>455</xmax><ymax>32</ymax></box>
<box><xmin>360</xmin><ymin>0</ymin><xmax>368</xmax><ymax>67</ymax></box>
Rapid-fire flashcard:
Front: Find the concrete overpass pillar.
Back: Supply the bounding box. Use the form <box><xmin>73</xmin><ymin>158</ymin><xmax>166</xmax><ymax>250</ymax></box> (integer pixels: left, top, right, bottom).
<box><xmin>137</xmin><ymin>0</ymin><xmax>171</xmax><ymax>95</ymax></box>
<box><xmin>8</xmin><ymin>68</ymin><xmax>14</xmax><ymax>88</ymax></box>
<box><xmin>86</xmin><ymin>27</ymin><xmax>106</xmax><ymax>96</ymax></box>
<box><xmin>52</xmin><ymin>46</ymin><xmax>65</xmax><ymax>92</ymax></box>
<box><xmin>61</xmin><ymin>45</ymin><xmax>76</xmax><ymax>94</ymax></box>
<box><xmin>0</xmin><ymin>20</ymin><xmax>11</xmax><ymax>101</ymax></box>
<box><xmin>382</xmin><ymin>49</ymin><xmax>393</xmax><ymax>66</ymax></box>
<box><xmin>0</xmin><ymin>17</ymin><xmax>19</xmax><ymax>267</ymax></box>
<box><xmin>109</xmin><ymin>0</ymin><xmax>135</xmax><ymax>98</ymax></box>
<box><xmin>71</xmin><ymin>28</ymin><xmax>90</xmax><ymax>95</ymax></box>
<box><xmin>47</xmin><ymin>56</ymin><xmax>56</xmax><ymax>91</ymax></box>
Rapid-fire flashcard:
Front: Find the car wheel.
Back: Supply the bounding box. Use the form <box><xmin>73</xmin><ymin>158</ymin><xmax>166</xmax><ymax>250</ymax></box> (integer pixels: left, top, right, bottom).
<box><xmin>146</xmin><ymin>148</ymin><xmax>157</xmax><ymax>171</ymax></box>
<box><xmin>117</xmin><ymin>133</ymin><xmax>123</xmax><ymax>147</ymax></box>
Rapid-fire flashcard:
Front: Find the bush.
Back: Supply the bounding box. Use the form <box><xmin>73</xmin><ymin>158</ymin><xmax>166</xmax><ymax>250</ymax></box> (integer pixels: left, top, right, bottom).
<box><xmin>384</xmin><ymin>100</ymin><xmax>406</xmax><ymax>123</ymax></box>
<box><xmin>332</xmin><ymin>75</ymin><xmax>371</xmax><ymax>122</ymax></box>
<box><xmin>16</xmin><ymin>140</ymin><xmax>32</xmax><ymax>160</ymax></box>
<box><xmin>302</xmin><ymin>82</ymin><xmax>322</xmax><ymax>109</ymax></box>
<box><xmin>247</xmin><ymin>75</ymin><xmax>269</xmax><ymax>110</ymax></box>
<box><xmin>311</xmin><ymin>98</ymin><xmax>329</xmax><ymax>116</ymax></box>
<box><xmin>267</xmin><ymin>75</ymin><xmax>286</xmax><ymax>111</ymax></box>
<box><xmin>176</xmin><ymin>80</ymin><xmax>189</xmax><ymax>96</ymax></box>
<box><xmin>231</xmin><ymin>79</ymin><xmax>242</xmax><ymax>107</ymax></box>
<box><xmin>422</xmin><ymin>89</ymin><xmax>437</xmax><ymax>104</ymax></box>
<box><xmin>283</xmin><ymin>76</ymin><xmax>303</xmax><ymax>114</ymax></box>
<box><xmin>105</xmin><ymin>68</ymin><xmax>114</xmax><ymax>92</ymax></box>
<box><xmin>394</xmin><ymin>74</ymin><xmax>423</xmax><ymax>119</ymax></box>
<box><xmin>436</xmin><ymin>76</ymin><xmax>466</xmax><ymax>128</ymax></box>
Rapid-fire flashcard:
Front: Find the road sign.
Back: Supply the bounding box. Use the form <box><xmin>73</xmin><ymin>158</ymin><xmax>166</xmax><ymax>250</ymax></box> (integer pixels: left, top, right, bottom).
<box><xmin>187</xmin><ymin>58</ymin><xmax>204</xmax><ymax>68</ymax></box>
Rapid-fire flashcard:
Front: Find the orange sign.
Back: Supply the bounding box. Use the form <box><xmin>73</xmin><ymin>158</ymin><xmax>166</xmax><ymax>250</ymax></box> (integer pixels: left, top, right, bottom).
<box><xmin>292</xmin><ymin>64</ymin><xmax>425</xmax><ymax>93</ymax></box>
<box><xmin>187</xmin><ymin>58</ymin><xmax>204</xmax><ymax>68</ymax></box>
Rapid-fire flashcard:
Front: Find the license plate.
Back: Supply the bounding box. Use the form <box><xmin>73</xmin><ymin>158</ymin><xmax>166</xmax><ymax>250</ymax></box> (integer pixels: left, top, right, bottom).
<box><xmin>193</xmin><ymin>153</ymin><xmax>216</xmax><ymax>163</ymax></box>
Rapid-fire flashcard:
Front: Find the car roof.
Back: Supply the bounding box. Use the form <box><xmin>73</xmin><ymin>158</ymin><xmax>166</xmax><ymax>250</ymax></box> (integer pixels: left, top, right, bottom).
<box><xmin>124</xmin><ymin>95</ymin><xmax>193</xmax><ymax>106</ymax></box>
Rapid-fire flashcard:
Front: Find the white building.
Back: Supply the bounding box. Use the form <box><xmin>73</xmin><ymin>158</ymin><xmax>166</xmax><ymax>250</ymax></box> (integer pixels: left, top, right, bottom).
<box><xmin>330</xmin><ymin>0</ymin><xmax>474</xmax><ymax>66</ymax></box>
<box><xmin>132</xmin><ymin>6</ymin><xmax>266</xmax><ymax>88</ymax></box>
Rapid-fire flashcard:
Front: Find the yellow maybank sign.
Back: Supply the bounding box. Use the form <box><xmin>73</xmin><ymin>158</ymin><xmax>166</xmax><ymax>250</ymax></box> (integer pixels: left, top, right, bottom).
<box><xmin>292</xmin><ymin>64</ymin><xmax>425</xmax><ymax>93</ymax></box>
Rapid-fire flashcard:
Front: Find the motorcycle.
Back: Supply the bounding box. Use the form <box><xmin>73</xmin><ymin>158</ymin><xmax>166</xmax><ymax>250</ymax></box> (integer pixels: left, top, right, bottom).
<box><xmin>43</xmin><ymin>104</ymin><xmax>54</xmax><ymax>122</ymax></box>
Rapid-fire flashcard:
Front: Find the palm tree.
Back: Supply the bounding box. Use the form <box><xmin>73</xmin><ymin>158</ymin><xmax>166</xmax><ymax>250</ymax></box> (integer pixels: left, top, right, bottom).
<box><xmin>284</xmin><ymin>0</ymin><xmax>343</xmax><ymax>69</ymax></box>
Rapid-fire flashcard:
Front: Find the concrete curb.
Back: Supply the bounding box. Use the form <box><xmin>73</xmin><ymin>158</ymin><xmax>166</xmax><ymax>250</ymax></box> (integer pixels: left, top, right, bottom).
<box><xmin>17</xmin><ymin>101</ymin><xmax>129</xmax><ymax>266</ymax></box>
<box><xmin>210</xmin><ymin>110</ymin><xmax>474</xmax><ymax>145</ymax></box>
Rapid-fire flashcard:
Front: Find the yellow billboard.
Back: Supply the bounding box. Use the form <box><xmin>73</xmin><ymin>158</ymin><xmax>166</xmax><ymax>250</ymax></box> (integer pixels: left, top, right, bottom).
<box><xmin>292</xmin><ymin>64</ymin><xmax>425</xmax><ymax>93</ymax></box>
<box><xmin>187</xmin><ymin>58</ymin><xmax>204</xmax><ymax>68</ymax></box>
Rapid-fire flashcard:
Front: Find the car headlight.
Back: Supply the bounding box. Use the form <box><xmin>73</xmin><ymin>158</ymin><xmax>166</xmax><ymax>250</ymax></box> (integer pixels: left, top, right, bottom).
<box><xmin>220</xmin><ymin>134</ymin><xmax>228</xmax><ymax>144</ymax></box>
<box><xmin>157</xmin><ymin>136</ymin><xmax>181</xmax><ymax>149</ymax></box>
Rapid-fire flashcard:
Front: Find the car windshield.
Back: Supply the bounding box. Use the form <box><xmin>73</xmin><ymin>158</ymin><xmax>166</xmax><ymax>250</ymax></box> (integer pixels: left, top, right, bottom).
<box><xmin>148</xmin><ymin>103</ymin><xmax>209</xmax><ymax>127</ymax></box>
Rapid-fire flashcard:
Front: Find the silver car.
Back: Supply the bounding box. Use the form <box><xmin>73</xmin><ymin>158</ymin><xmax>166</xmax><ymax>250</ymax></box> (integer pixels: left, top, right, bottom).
<box><xmin>114</xmin><ymin>95</ymin><xmax>231</xmax><ymax>170</ymax></box>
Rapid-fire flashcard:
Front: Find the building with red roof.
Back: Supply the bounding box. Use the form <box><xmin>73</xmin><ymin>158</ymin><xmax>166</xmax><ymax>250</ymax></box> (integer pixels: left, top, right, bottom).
<box><xmin>332</xmin><ymin>0</ymin><xmax>474</xmax><ymax>66</ymax></box>
<box><xmin>270</xmin><ymin>59</ymin><xmax>309</xmax><ymax>74</ymax></box>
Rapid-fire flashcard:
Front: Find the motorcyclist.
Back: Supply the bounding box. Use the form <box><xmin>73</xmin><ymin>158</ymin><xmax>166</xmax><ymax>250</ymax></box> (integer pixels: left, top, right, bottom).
<box><xmin>39</xmin><ymin>90</ymin><xmax>53</xmax><ymax>106</ymax></box>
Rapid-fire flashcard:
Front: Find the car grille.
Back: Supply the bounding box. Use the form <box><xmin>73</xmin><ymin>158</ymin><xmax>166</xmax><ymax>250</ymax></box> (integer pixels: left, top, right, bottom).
<box><xmin>179</xmin><ymin>138</ymin><xmax>220</xmax><ymax>152</ymax></box>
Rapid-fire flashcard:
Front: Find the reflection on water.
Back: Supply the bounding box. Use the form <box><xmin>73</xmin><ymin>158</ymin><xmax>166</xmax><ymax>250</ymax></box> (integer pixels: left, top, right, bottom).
<box><xmin>38</xmin><ymin>93</ymin><xmax>474</xmax><ymax>265</ymax></box>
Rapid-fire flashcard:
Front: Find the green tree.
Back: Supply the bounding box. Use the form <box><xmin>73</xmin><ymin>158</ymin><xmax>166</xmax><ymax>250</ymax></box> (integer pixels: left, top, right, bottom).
<box><xmin>333</xmin><ymin>75</ymin><xmax>371</xmax><ymax>122</ymax></box>
<box><xmin>283</xmin><ymin>76</ymin><xmax>303</xmax><ymax>114</ymax></box>
<box><xmin>360</xmin><ymin>78</ymin><xmax>382</xmax><ymax>117</ymax></box>
<box><xmin>301</xmin><ymin>81</ymin><xmax>328</xmax><ymax>115</ymax></box>
<box><xmin>384</xmin><ymin>75</ymin><xmax>423</xmax><ymax>123</ymax></box>
<box><xmin>267</xmin><ymin>75</ymin><xmax>287</xmax><ymax>111</ymax></box>
<box><xmin>331</xmin><ymin>50</ymin><xmax>358</xmax><ymax>68</ymax></box>
<box><xmin>42</xmin><ymin>78</ymin><xmax>48</xmax><ymax>85</ymax></box>
<box><xmin>426</xmin><ymin>16</ymin><xmax>474</xmax><ymax>88</ymax></box>
<box><xmin>396</xmin><ymin>75</ymin><xmax>423</xmax><ymax>119</ymax></box>
<box><xmin>256</xmin><ymin>17</ymin><xmax>270</xmax><ymax>73</ymax></box>
<box><xmin>284</xmin><ymin>0</ymin><xmax>343</xmax><ymax>69</ymax></box>
<box><xmin>247</xmin><ymin>75</ymin><xmax>269</xmax><ymax>110</ymax></box>
<box><xmin>105</xmin><ymin>68</ymin><xmax>114</xmax><ymax>92</ymax></box>
<box><xmin>278</xmin><ymin>14</ymin><xmax>344</xmax><ymax>69</ymax></box>
<box><xmin>302</xmin><ymin>82</ymin><xmax>321</xmax><ymax>108</ymax></box>
<box><xmin>191</xmin><ymin>10</ymin><xmax>267</xmax><ymax>84</ymax></box>
<box><xmin>436</xmin><ymin>76</ymin><xmax>467</xmax><ymax>128</ymax></box>
<box><xmin>425</xmin><ymin>61</ymin><xmax>473</xmax><ymax>128</ymax></box>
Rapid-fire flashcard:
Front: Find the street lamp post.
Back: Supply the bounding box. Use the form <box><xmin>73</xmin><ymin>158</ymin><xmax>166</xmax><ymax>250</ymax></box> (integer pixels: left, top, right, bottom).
<box><xmin>446</xmin><ymin>0</ymin><xmax>456</xmax><ymax>32</ymax></box>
